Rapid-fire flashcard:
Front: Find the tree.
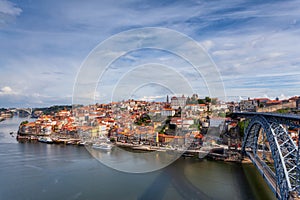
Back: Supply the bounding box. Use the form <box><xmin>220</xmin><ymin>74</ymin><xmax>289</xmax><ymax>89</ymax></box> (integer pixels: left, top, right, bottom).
<box><xmin>134</xmin><ymin>113</ymin><xmax>151</xmax><ymax>126</ymax></box>
<box><xmin>238</xmin><ymin>120</ymin><xmax>249</xmax><ymax>137</ymax></box>
<box><xmin>205</xmin><ymin>97</ymin><xmax>211</xmax><ymax>103</ymax></box>
<box><xmin>259</xmin><ymin>104</ymin><xmax>264</xmax><ymax>108</ymax></box>
<box><xmin>218</xmin><ymin>112</ymin><xmax>226</xmax><ymax>118</ymax></box>
<box><xmin>198</xmin><ymin>99</ymin><xmax>205</xmax><ymax>104</ymax></box>
<box><xmin>20</xmin><ymin>121</ymin><xmax>29</xmax><ymax>125</ymax></box>
<box><xmin>211</xmin><ymin>98</ymin><xmax>217</xmax><ymax>105</ymax></box>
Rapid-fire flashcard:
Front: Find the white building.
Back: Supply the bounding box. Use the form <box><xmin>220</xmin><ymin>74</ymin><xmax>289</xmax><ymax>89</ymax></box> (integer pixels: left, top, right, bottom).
<box><xmin>171</xmin><ymin>95</ymin><xmax>187</xmax><ymax>109</ymax></box>
<box><xmin>161</xmin><ymin>108</ymin><xmax>175</xmax><ymax>116</ymax></box>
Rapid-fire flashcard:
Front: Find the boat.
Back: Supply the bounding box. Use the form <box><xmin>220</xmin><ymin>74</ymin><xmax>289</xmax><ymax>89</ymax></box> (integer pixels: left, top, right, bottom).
<box><xmin>52</xmin><ymin>138</ymin><xmax>62</xmax><ymax>144</ymax></box>
<box><xmin>92</xmin><ymin>142</ymin><xmax>113</xmax><ymax>151</ymax></box>
<box><xmin>17</xmin><ymin>135</ymin><xmax>30</xmax><ymax>140</ymax></box>
<box><xmin>131</xmin><ymin>145</ymin><xmax>155</xmax><ymax>151</ymax></box>
<box><xmin>66</xmin><ymin>140</ymin><xmax>76</xmax><ymax>145</ymax></box>
<box><xmin>182</xmin><ymin>153</ymin><xmax>195</xmax><ymax>158</ymax></box>
<box><xmin>38</xmin><ymin>137</ymin><xmax>53</xmax><ymax>144</ymax></box>
<box><xmin>30</xmin><ymin>135</ymin><xmax>38</xmax><ymax>140</ymax></box>
<box><xmin>78</xmin><ymin>141</ymin><xmax>86</xmax><ymax>146</ymax></box>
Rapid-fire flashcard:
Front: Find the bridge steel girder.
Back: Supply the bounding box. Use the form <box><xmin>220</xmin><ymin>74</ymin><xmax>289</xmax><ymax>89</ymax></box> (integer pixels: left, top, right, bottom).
<box><xmin>242</xmin><ymin>115</ymin><xmax>299</xmax><ymax>200</ymax></box>
<box><xmin>232</xmin><ymin>112</ymin><xmax>300</xmax><ymax>128</ymax></box>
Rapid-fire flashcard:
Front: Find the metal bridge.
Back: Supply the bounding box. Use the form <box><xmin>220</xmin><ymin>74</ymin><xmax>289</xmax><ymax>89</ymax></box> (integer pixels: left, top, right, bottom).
<box><xmin>232</xmin><ymin>112</ymin><xmax>300</xmax><ymax>200</ymax></box>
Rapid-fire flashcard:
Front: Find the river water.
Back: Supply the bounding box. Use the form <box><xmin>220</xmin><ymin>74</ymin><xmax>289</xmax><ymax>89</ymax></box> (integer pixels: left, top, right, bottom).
<box><xmin>0</xmin><ymin>117</ymin><xmax>276</xmax><ymax>200</ymax></box>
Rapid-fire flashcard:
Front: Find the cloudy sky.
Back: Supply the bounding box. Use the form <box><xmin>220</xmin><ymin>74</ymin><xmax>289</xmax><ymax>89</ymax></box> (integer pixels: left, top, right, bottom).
<box><xmin>0</xmin><ymin>0</ymin><xmax>300</xmax><ymax>107</ymax></box>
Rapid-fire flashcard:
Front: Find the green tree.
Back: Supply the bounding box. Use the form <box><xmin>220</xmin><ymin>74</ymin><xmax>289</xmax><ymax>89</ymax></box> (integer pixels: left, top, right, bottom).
<box><xmin>238</xmin><ymin>120</ymin><xmax>249</xmax><ymax>137</ymax></box>
<box><xmin>205</xmin><ymin>97</ymin><xmax>211</xmax><ymax>103</ymax></box>
<box><xmin>211</xmin><ymin>98</ymin><xmax>217</xmax><ymax>105</ymax></box>
<box><xmin>135</xmin><ymin>113</ymin><xmax>151</xmax><ymax>126</ymax></box>
<box><xmin>276</xmin><ymin>108</ymin><xmax>290</xmax><ymax>114</ymax></box>
<box><xmin>218</xmin><ymin>112</ymin><xmax>226</xmax><ymax>118</ymax></box>
<box><xmin>259</xmin><ymin>104</ymin><xmax>264</xmax><ymax>108</ymax></box>
<box><xmin>20</xmin><ymin>121</ymin><xmax>29</xmax><ymax>125</ymax></box>
<box><xmin>198</xmin><ymin>99</ymin><xmax>205</xmax><ymax>104</ymax></box>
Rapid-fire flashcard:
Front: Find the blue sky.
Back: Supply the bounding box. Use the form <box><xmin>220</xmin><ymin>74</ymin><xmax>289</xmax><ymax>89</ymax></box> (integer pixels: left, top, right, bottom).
<box><xmin>0</xmin><ymin>0</ymin><xmax>300</xmax><ymax>107</ymax></box>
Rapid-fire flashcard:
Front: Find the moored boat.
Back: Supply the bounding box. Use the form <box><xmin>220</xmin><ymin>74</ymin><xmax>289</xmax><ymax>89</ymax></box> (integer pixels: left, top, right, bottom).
<box><xmin>38</xmin><ymin>137</ymin><xmax>53</xmax><ymax>144</ymax></box>
<box><xmin>92</xmin><ymin>142</ymin><xmax>113</xmax><ymax>151</ymax></box>
<box><xmin>78</xmin><ymin>141</ymin><xmax>86</xmax><ymax>146</ymax></box>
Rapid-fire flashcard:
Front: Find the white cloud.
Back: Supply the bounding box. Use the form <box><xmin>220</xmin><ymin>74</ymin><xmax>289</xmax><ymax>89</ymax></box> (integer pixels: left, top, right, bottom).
<box><xmin>0</xmin><ymin>86</ymin><xmax>15</xmax><ymax>95</ymax></box>
<box><xmin>201</xmin><ymin>40</ymin><xmax>214</xmax><ymax>51</ymax></box>
<box><xmin>139</xmin><ymin>95</ymin><xmax>164</xmax><ymax>102</ymax></box>
<box><xmin>0</xmin><ymin>0</ymin><xmax>22</xmax><ymax>27</ymax></box>
<box><xmin>1</xmin><ymin>0</ymin><xmax>300</xmax><ymax>106</ymax></box>
<box><xmin>0</xmin><ymin>0</ymin><xmax>22</xmax><ymax>16</ymax></box>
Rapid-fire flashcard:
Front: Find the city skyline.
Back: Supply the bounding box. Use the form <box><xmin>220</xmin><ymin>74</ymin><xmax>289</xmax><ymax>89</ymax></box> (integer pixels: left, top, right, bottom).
<box><xmin>1</xmin><ymin>0</ymin><xmax>300</xmax><ymax>107</ymax></box>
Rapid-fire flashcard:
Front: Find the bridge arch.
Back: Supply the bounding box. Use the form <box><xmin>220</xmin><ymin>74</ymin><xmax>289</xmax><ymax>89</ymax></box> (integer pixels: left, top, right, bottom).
<box><xmin>242</xmin><ymin>115</ymin><xmax>299</xmax><ymax>200</ymax></box>
<box><xmin>17</xmin><ymin>108</ymin><xmax>32</xmax><ymax>115</ymax></box>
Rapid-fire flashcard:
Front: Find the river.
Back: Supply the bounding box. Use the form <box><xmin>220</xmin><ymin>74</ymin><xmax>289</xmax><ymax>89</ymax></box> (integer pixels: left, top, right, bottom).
<box><xmin>0</xmin><ymin>117</ymin><xmax>276</xmax><ymax>200</ymax></box>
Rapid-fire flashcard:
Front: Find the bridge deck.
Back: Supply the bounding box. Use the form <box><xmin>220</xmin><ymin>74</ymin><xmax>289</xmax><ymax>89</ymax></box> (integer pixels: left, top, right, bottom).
<box><xmin>246</xmin><ymin>151</ymin><xmax>281</xmax><ymax>199</ymax></box>
<box><xmin>232</xmin><ymin>112</ymin><xmax>300</xmax><ymax>121</ymax></box>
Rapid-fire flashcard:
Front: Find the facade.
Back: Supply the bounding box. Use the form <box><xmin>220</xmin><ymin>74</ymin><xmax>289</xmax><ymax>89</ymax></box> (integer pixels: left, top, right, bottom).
<box><xmin>209</xmin><ymin>118</ymin><xmax>224</xmax><ymax>127</ymax></box>
<box><xmin>171</xmin><ymin>95</ymin><xmax>187</xmax><ymax>109</ymax></box>
<box><xmin>254</xmin><ymin>98</ymin><xmax>270</xmax><ymax>107</ymax></box>
<box><xmin>161</xmin><ymin>108</ymin><xmax>175</xmax><ymax>116</ymax></box>
<box><xmin>297</xmin><ymin>99</ymin><xmax>300</xmax><ymax>110</ymax></box>
<box><xmin>239</xmin><ymin>99</ymin><xmax>257</xmax><ymax>112</ymax></box>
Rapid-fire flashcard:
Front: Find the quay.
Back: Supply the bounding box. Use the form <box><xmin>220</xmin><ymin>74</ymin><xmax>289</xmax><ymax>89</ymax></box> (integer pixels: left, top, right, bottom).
<box><xmin>15</xmin><ymin>135</ymin><xmax>241</xmax><ymax>161</ymax></box>
<box><xmin>16</xmin><ymin>135</ymin><xmax>85</xmax><ymax>146</ymax></box>
<box><xmin>115</xmin><ymin>142</ymin><xmax>242</xmax><ymax>161</ymax></box>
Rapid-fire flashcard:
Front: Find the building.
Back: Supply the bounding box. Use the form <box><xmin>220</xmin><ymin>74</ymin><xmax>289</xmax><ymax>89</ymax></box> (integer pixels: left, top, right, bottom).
<box><xmin>239</xmin><ymin>99</ymin><xmax>257</xmax><ymax>112</ymax></box>
<box><xmin>171</xmin><ymin>95</ymin><xmax>187</xmax><ymax>109</ymax></box>
<box><xmin>209</xmin><ymin>117</ymin><xmax>225</xmax><ymax>128</ymax></box>
<box><xmin>254</xmin><ymin>98</ymin><xmax>270</xmax><ymax>108</ymax></box>
<box><xmin>297</xmin><ymin>99</ymin><xmax>300</xmax><ymax>110</ymax></box>
<box><xmin>161</xmin><ymin>108</ymin><xmax>175</xmax><ymax>116</ymax></box>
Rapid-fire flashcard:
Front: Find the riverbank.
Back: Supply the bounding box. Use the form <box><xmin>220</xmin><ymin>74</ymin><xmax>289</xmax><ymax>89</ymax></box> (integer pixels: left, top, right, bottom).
<box><xmin>16</xmin><ymin>135</ymin><xmax>85</xmax><ymax>146</ymax></box>
<box><xmin>15</xmin><ymin>136</ymin><xmax>244</xmax><ymax>161</ymax></box>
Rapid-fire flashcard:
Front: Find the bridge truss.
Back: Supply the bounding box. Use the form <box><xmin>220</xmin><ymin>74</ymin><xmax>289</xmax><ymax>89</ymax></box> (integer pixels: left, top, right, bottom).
<box><xmin>233</xmin><ymin>112</ymin><xmax>300</xmax><ymax>200</ymax></box>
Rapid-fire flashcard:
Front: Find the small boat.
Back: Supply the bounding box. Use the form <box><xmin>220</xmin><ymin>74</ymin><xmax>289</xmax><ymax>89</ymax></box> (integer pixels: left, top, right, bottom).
<box><xmin>17</xmin><ymin>135</ymin><xmax>30</xmax><ymax>140</ymax></box>
<box><xmin>78</xmin><ymin>141</ymin><xmax>86</xmax><ymax>146</ymax></box>
<box><xmin>92</xmin><ymin>143</ymin><xmax>113</xmax><ymax>151</ymax></box>
<box><xmin>30</xmin><ymin>135</ymin><xmax>38</xmax><ymax>140</ymax></box>
<box><xmin>38</xmin><ymin>137</ymin><xmax>53</xmax><ymax>144</ymax></box>
<box><xmin>52</xmin><ymin>138</ymin><xmax>62</xmax><ymax>144</ymax></box>
<box><xmin>182</xmin><ymin>153</ymin><xmax>194</xmax><ymax>158</ymax></box>
<box><xmin>66</xmin><ymin>140</ymin><xmax>76</xmax><ymax>145</ymax></box>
